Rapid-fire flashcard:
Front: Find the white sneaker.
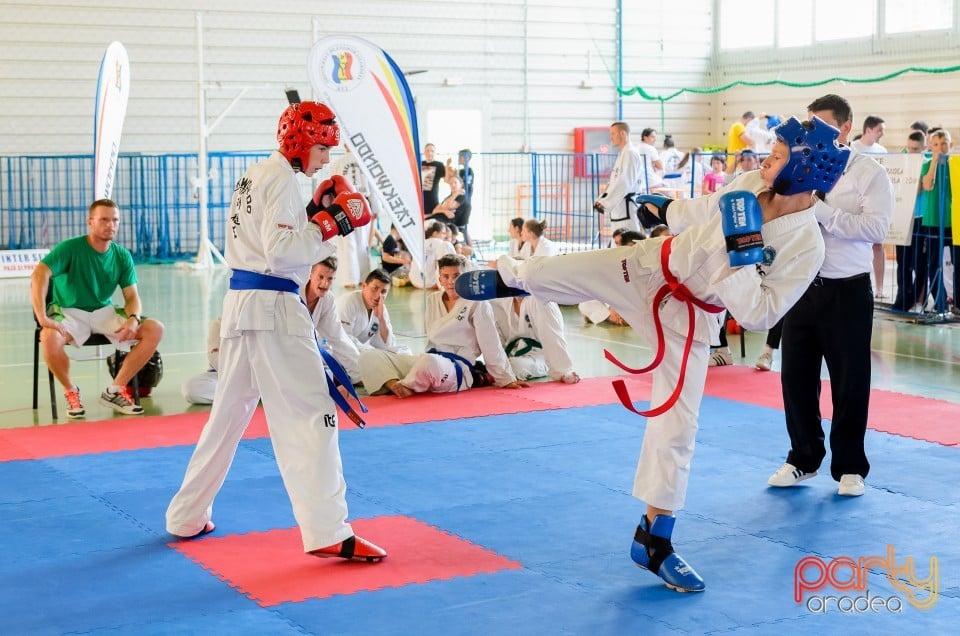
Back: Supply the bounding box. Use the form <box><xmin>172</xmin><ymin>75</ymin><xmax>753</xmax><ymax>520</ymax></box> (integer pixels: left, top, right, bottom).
<box><xmin>767</xmin><ymin>462</ymin><xmax>817</xmax><ymax>487</ymax></box>
<box><xmin>837</xmin><ymin>474</ymin><xmax>865</xmax><ymax>496</ymax></box>
<box><xmin>708</xmin><ymin>349</ymin><xmax>733</xmax><ymax>367</ymax></box>
<box><xmin>755</xmin><ymin>351</ymin><xmax>773</xmax><ymax>371</ymax></box>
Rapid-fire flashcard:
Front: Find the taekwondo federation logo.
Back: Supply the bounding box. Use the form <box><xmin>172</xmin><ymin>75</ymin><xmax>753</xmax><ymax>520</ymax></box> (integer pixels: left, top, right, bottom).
<box><xmin>794</xmin><ymin>545</ymin><xmax>938</xmax><ymax>613</ymax></box>
<box><xmin>331</xmin><ymin>51</ymin><xmax>354</xmax><ymax>83</ymax></box>
<box><xmin>321</xmin><ymin>45</ymin><xmax>366</xmax><ymax>92</ymax></box>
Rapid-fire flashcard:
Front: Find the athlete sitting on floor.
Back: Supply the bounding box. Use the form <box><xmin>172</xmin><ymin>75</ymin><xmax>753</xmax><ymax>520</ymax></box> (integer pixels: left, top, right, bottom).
<box><xmin>358</xmin><ymin>254</ymin><xmax>529</xmax><ymax>397</ymax></box>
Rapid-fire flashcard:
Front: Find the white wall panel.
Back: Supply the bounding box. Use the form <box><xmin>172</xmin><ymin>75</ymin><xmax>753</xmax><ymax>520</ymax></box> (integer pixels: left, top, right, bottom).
<box><xmin>0</xmin><ymin>0</ymin><xmax>715</xmax><ymax>156</ymax></box>
<box><xmin>713</xmin><ymin>21</ymin><xmax>960</xmax><ymax>150</ymax></box>
<box><xmin>4</xmin><ymin>0</ymin><xmax>956</xmax><ymax>157</ymax></box>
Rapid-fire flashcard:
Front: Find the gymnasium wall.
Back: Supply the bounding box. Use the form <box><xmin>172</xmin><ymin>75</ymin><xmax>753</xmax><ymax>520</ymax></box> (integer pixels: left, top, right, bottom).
<box><xmin>2</xmin><ymin>0</ymin><xmax>956</xmax><ymax>158</ymax></box>
<box><xmin>711</xmin><ymin>27</ymin><xmax>960</xmax><ymax>150</ymax></box>
<box><xmin>0</xmin><ymin>0</ymin><xmax>714</xmax><ymax>156</ymax></box>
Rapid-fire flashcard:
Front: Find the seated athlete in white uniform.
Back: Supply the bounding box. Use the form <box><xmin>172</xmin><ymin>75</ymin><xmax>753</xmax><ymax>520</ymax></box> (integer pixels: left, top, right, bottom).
<box><xmin>181</xmin><ymin>257</ymin><xmax>362</xmax><ymax>402</ymax></box>
<box><xmin>490</xmin><ymin>295</ymin><xmax>580</xmax><ymax>383</ymax></box>
<box><xmin>181</xmin><ymin>317</ymin><xmax>222</xmax><ymax>405</ymax></box>
<box><xmin>358</xmin><ymin>254</ymin><xmax>529</xmax><ymax>398</ymax></box>
<box><xmin>456</xmin><ymin>117</ymin><xmax>850</xmax><ymax>594</ymax></box>
<box><xmin>409</xmin><ymin>221</ymin><xmax>456</xmax><ymax>289</ymax></box>
<box><xmin>336</xmin><ymin>268</ymin><xmax>411</xmax><ymax>358</ymax></box>
<box><xmin>307</xmin><ymin>257</ymin><xmax>362</xmax><ymax>384</ymax></box>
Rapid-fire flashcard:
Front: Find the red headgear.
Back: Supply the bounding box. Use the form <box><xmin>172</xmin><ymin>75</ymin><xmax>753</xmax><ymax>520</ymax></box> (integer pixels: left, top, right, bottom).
<box><xmin>276</xmin><ymin>102</ymin><xmax>340</xmax><ymax>171</ymax></box>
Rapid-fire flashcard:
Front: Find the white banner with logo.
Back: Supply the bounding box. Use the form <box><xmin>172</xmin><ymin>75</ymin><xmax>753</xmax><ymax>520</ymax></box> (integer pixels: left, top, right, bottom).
<box><xmin>1</xmin><ymin>249</ymin><xmax>48</xmax><ymax>279</ymax></box>
<box><xmin>93</xmin><ymin>41</ymin><xmax>130</xmax><ymax>200</ymax></box>
<box><xmin>307</xmin><ymin>35</ymin><xmax>424</xmax><ymax>269</ymax></box>
<box><xmin>871</xmin><ymin>153</ymin><xmax>924</xmax><ymax>247</ymax></box>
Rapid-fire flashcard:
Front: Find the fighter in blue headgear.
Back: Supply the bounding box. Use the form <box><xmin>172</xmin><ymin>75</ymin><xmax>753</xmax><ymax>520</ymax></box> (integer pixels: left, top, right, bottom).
<box><xmin>771</xmin><ymin>115</ymin><xmax>851</xmax><ymax>196</ymax></box>
<box><xmin>633</xmin><ymin>116</ymin><xmax>849</xmax><ymax>229</ymax></box>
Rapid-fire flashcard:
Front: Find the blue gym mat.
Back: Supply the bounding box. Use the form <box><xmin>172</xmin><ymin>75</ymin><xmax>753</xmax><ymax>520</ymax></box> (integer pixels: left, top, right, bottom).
<box><xmin>1</xmin><ymin>397</ymin><xmax>956</xmax><ymax>634</ymax></box>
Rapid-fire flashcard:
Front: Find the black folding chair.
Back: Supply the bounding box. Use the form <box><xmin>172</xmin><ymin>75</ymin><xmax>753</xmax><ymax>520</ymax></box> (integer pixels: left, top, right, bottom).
<box><xmin>33</xmin><ymin>309</ymin><xmax>139</xmax><ymax>420</ymax></box>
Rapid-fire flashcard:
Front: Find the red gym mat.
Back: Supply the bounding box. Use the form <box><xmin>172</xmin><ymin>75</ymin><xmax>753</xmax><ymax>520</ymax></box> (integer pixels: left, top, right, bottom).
<box><xmin>0</xmin><ymin>378</ymin><xmax>621</xmax><ymax>462</ymax></box>
<box><xmin>700</xmin><ymin>367</ymin><xmax>960</xmax><ymax>445</ymax></box>
<box><xmin>2</xmin><ymin>371</ymin><xmax>955</xmax><ymax>462</ymax></box>
<box><xmin>169</xmin><ymin>515</ymin><xmax>522</xmax><ymax>607</ymax></box>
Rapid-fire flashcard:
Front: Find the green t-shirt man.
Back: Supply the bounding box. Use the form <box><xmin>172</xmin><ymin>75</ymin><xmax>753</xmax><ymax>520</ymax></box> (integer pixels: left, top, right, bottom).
<box><xmin>40</xmin><ymin>235</ymin><xmax>137</xmax><ymax>313</ymax></box>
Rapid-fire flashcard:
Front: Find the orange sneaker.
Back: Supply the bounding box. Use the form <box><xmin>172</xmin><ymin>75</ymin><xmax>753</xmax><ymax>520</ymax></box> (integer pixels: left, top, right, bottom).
<box><xmin>309</xmin><ymin>535</ymin><xmax>386</xmax><ymax>562</ymax></box>
<box><xmin>64</xmin><ymin>388</ymin><xmax>85</xmax><ymax>419</ymax></box>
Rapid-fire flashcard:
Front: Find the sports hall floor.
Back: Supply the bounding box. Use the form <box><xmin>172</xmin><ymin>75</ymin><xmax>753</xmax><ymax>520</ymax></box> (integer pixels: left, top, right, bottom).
<box><xmin>0</xmin><ymin>264</ymin><xmax>957</xmax><ymax>634</ymax></box>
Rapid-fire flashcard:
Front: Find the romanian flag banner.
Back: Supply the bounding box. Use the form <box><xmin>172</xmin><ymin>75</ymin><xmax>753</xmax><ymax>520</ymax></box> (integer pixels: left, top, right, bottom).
<box><xmin>93</xmin><ymin>41</ymin><xmax>130</xmax><ymax>200</ymax></box>
<box><xmin>308</xmin><ymin>36</ymin><xmax>424</xmax><ymax>269</ymax></box>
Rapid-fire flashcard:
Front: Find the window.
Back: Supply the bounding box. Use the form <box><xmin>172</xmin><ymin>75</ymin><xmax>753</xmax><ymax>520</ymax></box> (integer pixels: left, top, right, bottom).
<box><xmin>777</xmin><ymin>0</ymin><xmax>813</xmax><ymax>48</ymax></box>
<box><xmin>719</xmin><ymin>0</ymin><xmax>774</xmax><ymax>49</ymax></box>
<box><xmin>719</xmin><ymin>0</ymin><xmax>956</xmax><ymax>51</ymax></box>
<box><xmin>814</xmin><ymin>0</ymin><xmax>875</xmax><ymax>41</ymax></box>
<box><xmin>885</xmin><ymin>0</ymin><xmax>953</xmax><ymax>34</ymax></box>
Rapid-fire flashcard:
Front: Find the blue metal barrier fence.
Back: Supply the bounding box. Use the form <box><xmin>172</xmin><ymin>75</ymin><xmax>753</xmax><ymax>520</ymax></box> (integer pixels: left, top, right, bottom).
<box><xmin>2</xmin><ymin>150</ymin><xmax>636</xmax><ymax>260</ymax></box>
<box><xmin>3</xmin><ymin>150</ymin><xmax>952</xmax><ymax>318</ymax></box>
<box><xmin>1</xmin><ymin>152</ymin><xmax>267</xmax><ymax>262</ymax></box>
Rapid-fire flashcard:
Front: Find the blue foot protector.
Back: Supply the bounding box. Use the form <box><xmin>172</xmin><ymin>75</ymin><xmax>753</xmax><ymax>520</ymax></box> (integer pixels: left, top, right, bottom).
<box><xmin>630</xmin><ymin>514</ymin><xmax>705</xmax><ymax>593</ymax></box>
<box><xmin>455</xmin><ymin>269</ymin><xmax>528</xmax><ymax>301</ymax></box>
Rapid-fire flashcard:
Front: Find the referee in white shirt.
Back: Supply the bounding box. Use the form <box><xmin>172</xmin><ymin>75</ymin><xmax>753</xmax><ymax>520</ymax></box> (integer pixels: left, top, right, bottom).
<box><xmin>768</xmin><ymin>94</ymin><xmax>894</xmax><ymax>497</ymax></box>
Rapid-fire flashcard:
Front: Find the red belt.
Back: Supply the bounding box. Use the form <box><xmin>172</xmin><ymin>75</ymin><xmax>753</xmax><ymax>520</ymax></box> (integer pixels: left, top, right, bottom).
<box><xmin>604</xmin><ymin>236</ymin><xmax>725</xmax><ymax>417</ymax></box>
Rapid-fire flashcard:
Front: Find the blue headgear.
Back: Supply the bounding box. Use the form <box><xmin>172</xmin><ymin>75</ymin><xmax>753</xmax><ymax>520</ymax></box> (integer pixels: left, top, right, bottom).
<box><xmin>772</xmin><ymin>116</ymin><xmax>850</xmax><ymax>196</ymax></box>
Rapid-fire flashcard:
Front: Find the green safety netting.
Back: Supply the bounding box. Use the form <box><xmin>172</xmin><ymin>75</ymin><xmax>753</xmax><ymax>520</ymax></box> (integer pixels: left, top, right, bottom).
<box><xmin>618</xmin><ymin>64</ymin><xmax>960</xmax><ymax>129</ymax></box>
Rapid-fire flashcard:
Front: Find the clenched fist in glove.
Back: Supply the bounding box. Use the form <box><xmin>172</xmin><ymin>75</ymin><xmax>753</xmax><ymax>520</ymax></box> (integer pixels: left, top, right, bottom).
<box><xmin>719</xmin><ymin>190</ymin><xmax>764</xmax><ymax>267</ymax></box>
<box><xmin>306</xmin><ymin>174</ymin><xmax>353</xmax><ymax>216</ymax></box>
<box><xmin>311</xmin><ymin>191</ymin><xmax>373</xmax><ymax>240</ymax></box>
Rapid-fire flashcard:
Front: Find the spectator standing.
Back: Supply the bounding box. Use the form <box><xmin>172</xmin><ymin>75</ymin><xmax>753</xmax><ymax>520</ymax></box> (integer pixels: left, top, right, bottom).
<box><xmin>420</xmin><ymin>143</ymin><xmax>445</xmax><ymax>216</ymax></box>
<box><xmin>852</xmin><ymin>115</ymin><xmax>888</xmax><ymax>154</ymax></box>
<box><xmin>594</xmin><ymin>121</ymin><xmax>644</xmax><ymax>237</ymax></box>
<box><xmin>638</xmin><ymin>128</ymin><xmax>665</xmax><ymax>189</ymax></box>
<box><xmin>918</xmin><ymin>129</ymin><xmax>956</xmax><ymax>311</ymax></box>
<box><xmin>892</xmin><ymin>132</ymin><xmax>928</xmax><ymax>311</ymax></box>
<box><xmin>850</xmin><ymin>116</ymin><xmax>890</xmax><ymax>298</ymax></box>
<box><xmin>725</xmin><ymin>111</ymin><xmax>755</xmax><ymax>172</ymax></box>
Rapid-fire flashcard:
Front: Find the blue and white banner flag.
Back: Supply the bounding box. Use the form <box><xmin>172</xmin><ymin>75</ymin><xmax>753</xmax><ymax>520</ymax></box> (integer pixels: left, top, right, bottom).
<box><xmin>308</xmin><ymin>36</ymin><xmax>424</xmax><ymax>269</ymax></box>
<box><xmin>93</xmin><ymin>41</ymin><xmax>130</xmax><ymax>200</ymax></box>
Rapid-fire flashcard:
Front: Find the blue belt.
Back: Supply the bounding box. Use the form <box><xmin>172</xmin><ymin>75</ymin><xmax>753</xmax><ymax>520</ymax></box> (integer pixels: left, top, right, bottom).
<box><xmin>315</xmin><ymin>336</ymin><xmax>368</xmax><ymax>428</ymax></box>
<box><xmin>228</xmin><ymin>269</ymin><xmax>368</xmax><ymax>428</ymax></box>
<box><xmin>427</xmin><ymin>348</ymin><xmax>473</xmax><ymax>391</ymax></box>
<box><xmin>229</xmin><ymin>269</ymin><xmax>300</xmax><ymax>294</ymax></box>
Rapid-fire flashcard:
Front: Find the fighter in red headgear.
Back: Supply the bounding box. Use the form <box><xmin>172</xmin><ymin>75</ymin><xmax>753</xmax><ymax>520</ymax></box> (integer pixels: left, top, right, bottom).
<box><xmin>277</xmin><ymin>102</ymin><xmax>341</xmax><ymax>173</ymax></box>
